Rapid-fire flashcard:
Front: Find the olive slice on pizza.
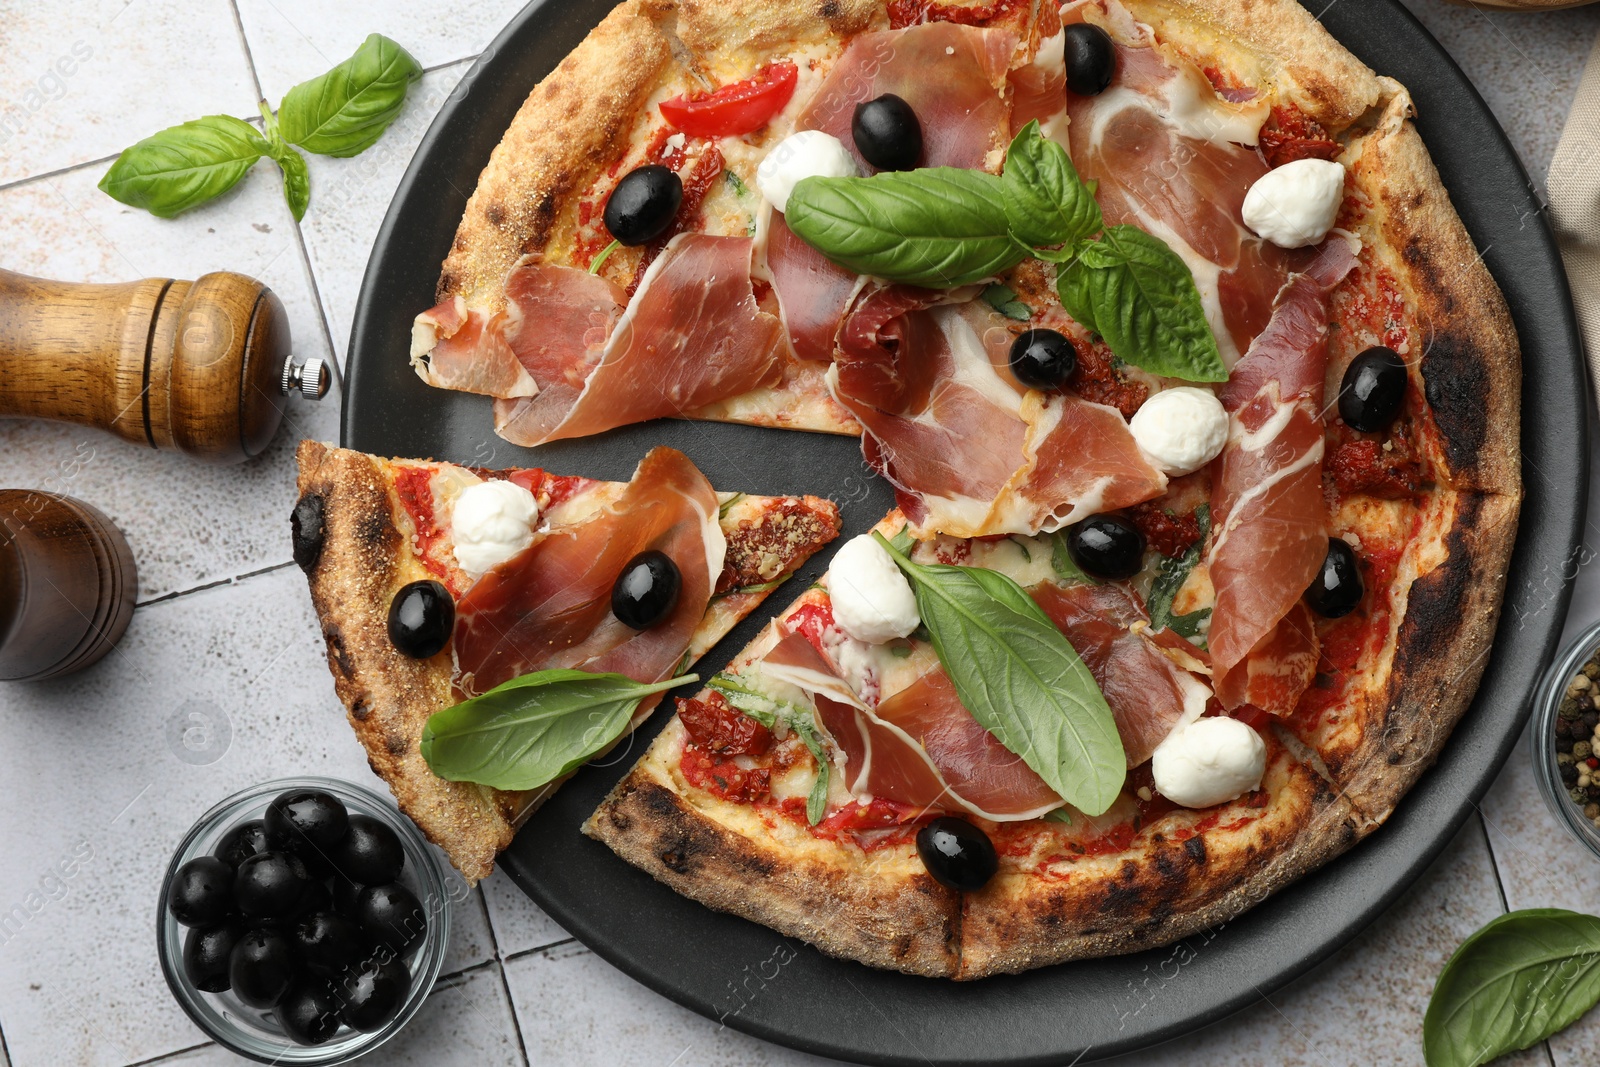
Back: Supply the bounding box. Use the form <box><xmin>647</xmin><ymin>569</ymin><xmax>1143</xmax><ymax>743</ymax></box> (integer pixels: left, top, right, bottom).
<box><xmin>293</xmin><ymin>441</ymin><xmax>839</xmax><ymax>882</ymax></box>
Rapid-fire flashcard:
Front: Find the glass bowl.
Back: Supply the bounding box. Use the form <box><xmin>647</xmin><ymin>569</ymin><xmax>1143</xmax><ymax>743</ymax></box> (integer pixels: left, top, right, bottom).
<box><xmin>157</xmin><ymin>776</ymin><xmax>453</xmax><ymax>1065</ymax></box>
<box><xmin>1532</xmin><ymin>618</ymin><xmax>1600</xmax><ymax>860</ymax></box>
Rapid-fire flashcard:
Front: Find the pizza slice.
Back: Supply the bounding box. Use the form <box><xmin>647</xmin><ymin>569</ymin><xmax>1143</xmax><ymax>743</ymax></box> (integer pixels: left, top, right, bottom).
<box><xmin>584</xmin><ymin>510</ymin><xmax>1360</xmax><ymax>978</ymax></box>
<box><xmin>292</xmin><ymin>441</ymin><xmax>840</xmax><ymax>882</ymax></box>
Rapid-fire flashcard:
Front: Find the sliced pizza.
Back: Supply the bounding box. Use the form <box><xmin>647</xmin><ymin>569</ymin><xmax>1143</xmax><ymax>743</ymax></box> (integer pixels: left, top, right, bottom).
<box><xmin>292</xmin><ymin>441</ymin><xmax>840</xmax><ymax>881</ymax></box>
<box><xmin>585</xmin><ymin>510</ymin><xmax>1359</xmax><ymax>977</ymax></box>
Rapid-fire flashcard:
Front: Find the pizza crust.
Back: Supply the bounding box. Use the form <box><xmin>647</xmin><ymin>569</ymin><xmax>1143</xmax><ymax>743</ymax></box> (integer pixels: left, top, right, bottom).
<box><xmin>295</xmin><ymin>441</ymin><xmax>840</xmax><ymax>883</ymax></box>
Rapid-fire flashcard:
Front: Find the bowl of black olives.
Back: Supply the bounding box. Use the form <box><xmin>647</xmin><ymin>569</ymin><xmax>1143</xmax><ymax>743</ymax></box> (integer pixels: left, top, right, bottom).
<box><xmin>157</xmin><ymin>777</ymin><xmax>453</xmax><ymax>1064</ymax></box>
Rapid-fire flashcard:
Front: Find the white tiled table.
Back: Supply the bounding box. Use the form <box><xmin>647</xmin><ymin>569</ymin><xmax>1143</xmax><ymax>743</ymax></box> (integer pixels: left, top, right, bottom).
<box><xmin>1</xmin><ymin>2</ymin><xmax>1598</xmax><ymax>1064</ymax></box>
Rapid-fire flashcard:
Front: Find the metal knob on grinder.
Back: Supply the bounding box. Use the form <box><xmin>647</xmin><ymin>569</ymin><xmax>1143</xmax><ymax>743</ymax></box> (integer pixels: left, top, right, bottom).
<box><xmin>0</xmin><ymin>267</ymin><xmax>327</xmax><ymax>464</ymax></box>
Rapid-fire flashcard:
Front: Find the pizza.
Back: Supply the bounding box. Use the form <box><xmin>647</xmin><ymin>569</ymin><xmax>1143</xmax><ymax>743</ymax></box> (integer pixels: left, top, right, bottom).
<box><xmin>291</xmin><ymin>441</ymin><xmax>840</xmax><ymax>881</ymax></box>
<box><xmin>350</xmin><ymin>0</ymin><xmax>1521</xmax><ymax>972</ymax></box>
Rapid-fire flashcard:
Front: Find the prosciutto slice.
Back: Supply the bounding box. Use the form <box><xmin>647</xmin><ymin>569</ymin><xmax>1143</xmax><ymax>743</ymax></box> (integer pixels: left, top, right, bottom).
<box><xmin>831</xmin><ymin>294</ymin><xmax>1162</xmax><ymax>535</ymax></box>
<box><xmin>493</xmin><ymin>234</ymin><xmax>783</xmax><ymax>445</ymax></box>
<box><xmin>453</xmin><ymin>448</ymin><xmax>724</xmax><ymax>696</ymax></box>
<box><xmin>797</xmin><ymin>22</ymin><xmax>1018</xmax><ymax>172</ymax></box>
<box><xmin>1031</xmin><ymin>583</ymin><xmax>1211</xmax><ymax>767</ymax></box>
<box><xmin>764</xmin><ymin>211</ymin><xmax>860</xmax><ymax>364</ymax></box>
<box><xmin>760</xmin><ymin>629</ymin><xmax>1062</xmax><ymax>820</ymax></box>
<box><xmin>411</xmin><ymin>297</ymin><xmax>535</xmax><ymax>399</ymax></box>
<box><xmin>1061</xmin><ymin>0</ymin><xmax>1294</xmax><ymax>364</ymax></box>
<box><xmin>1208</xmin><ymin>241</ymin><xmax>1358</xmax><ymax>712</ymax></box>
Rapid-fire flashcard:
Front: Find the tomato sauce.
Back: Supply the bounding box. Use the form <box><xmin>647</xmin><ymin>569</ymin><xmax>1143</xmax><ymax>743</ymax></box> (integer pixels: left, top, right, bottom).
<box><xmin>679</xmin><ymin>692</ymin><xmax>773</xmax><ymax>756</ymax></box>
<box><xmin>1258</xmin><ymin>105</ymin><xmax>1342</xmax><ymax>168</ymax></box>
<box><xmin>680</xmin><ymin>746</ymin><xmax>772</xmax><ymax>803</ymax></box>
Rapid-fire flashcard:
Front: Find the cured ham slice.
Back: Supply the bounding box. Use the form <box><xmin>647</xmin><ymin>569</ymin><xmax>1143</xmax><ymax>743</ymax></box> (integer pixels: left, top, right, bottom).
<box><xmin>493</xmin><ymin>234</ymin><xmax>784</xmax><ymax>446</ymax></box>
<box><xmin>1061</xmin><ymin>0</ymin><xmax>1293</xmax><ymax>364</ymax></box>
<box><xmin>764</xmin><ymin>212</ymin><xmax>860</xmax><ymax>364</ymax></box>
<box><xmin>500</xmin><ymin>259</ymin><xmax>626</xmax><ymax>389</ymax></box>
<box><xmin>831</xmin><ymin>294</ymin><xmax>1163</xmax><ymax>536</ymax></box>
<box><xmin>797</xmin><ymin>22</ymin><xmax>1018</xmax><ymax>172</ymax></box>
<box><xmin>1208</xmin><ymin>242</ymin><xmax>1358</xmax><ymax>712</ymax></box>
<box><xmin>760</xmin><ymin>629</ymin><xmax>1062</xmax><ymax>820</ymax></box>
<box><xmin>1031</xmin><ymin>583</ymin><xmax>1210</xmax><ymax>767</ymax></box>
<box><xmin>411</xmin><ymin>297</ymin><xmax>535</xmax><ymax>399</ymax></box>
<box><xmin>453</xmin><ymin>448</ymin><xmax>724</xmax><ymax>696</ymax></box>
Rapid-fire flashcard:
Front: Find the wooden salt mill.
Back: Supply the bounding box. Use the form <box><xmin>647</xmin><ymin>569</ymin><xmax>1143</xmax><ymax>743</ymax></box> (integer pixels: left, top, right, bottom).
<box><xmin>0</xmin><ymin>267</ymin><xmax>329</xmax><ymax>679</ymax></box>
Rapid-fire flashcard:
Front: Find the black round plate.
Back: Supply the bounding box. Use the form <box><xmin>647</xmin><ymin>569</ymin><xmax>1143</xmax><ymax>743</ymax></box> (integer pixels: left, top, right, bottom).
<box><xmin>344</xmin><ymin>2</ymin><xmax>1585</xmax><ymax>1062</ymax></box>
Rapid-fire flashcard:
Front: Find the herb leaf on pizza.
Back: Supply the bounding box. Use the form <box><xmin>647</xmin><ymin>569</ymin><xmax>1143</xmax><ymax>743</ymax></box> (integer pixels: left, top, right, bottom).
<box><xmin>293</xmin><ymin>442</ymin><xmax>840</xmax><ymax>882</ymax></box>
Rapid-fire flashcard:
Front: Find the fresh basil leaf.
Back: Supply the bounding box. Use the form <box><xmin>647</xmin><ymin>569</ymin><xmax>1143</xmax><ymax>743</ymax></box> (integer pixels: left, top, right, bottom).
<box><xmin>1050</xmin><ymin>531</ymin><xmax>1095</xmax><ymax>585</ymax></box>
<box><xmin>1147</xmin><ymin>504</ymin><xmax>1209</xmax><ymax>635</ymax></box>
<box><xmin>1056</xmin><ymin>225</ymin><xmax>1226</xmax><ymax>383</ymax></box>
<box><xmin>1042</xmin><ymin>807</ymin><xmax>1073</xmax><ymax>824</ymax></box>
<box><xmin>1424</xmin><ymin>909</ymin><xmax>1600</xmax><ymax>1067</ymax></box>
<box><xmin>982</xmin><ymin>284</ymin><xmax>1032</xmax><ymax>321</ymax></box>
<box><xmin>264</xmin><ymin>136</ymin><xmax>310</xmax><ymax>221</ymax></box>
<box><xmin>888</xmin><ymin>525</ymin><xmax>915</xmax><ymax>556</ymax></box>
<box><xmin>278</xmin><ymin>33</ymin><xmax>422</xmax><ymax>157</ymax></box>
<box><xmin>786</xmin><ymin>168</ymin><xmax>1028</xmax><ymax>288</ymax></box>
<box><xmin>708</xmin><ymin>673</ymin><xmax>831</xmax><ymax>824</ymax></box>
<box><xmin>98</xmin><ymin>115</ymin><xmax>267</xmax><ymax>218</ymax></box>
<box><xmin>420</xmin><ymin>669</ymin><xmax>695</xmax><ymax>790</ymax></box>
<box><xmin>873</xmin><ymin>533</ymin><xmax>1126</xmax><ymax>815</ymax></box>
<box><xmin>717</xmin><ymin>492</ymin><xmax>745</xmax><ymax>519</ymax></box>
<box><xmin>1000</xmin><ymin>121</ymin><xmax>1101</xmax><ymax>249</ymax></box>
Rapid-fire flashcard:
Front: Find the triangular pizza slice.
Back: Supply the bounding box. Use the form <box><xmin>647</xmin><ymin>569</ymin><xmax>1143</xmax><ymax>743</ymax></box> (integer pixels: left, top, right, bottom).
<box><xmin>293</xmin><ymin>441</ymin><xmax>839</xmax><ymax>882</ymax></box>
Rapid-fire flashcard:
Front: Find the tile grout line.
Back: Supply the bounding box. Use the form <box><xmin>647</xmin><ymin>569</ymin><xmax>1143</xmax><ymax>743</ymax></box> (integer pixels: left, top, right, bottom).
<box><xmin>226</xmin><ymin>0</ymin><xmax>347</xmax><ymax>387</ymax></box>
<box><xmin>494</xmin><ymin>958</ymin><xmax>534</xmax><ymax>1067</ymax></box>
<box><xmin>1474</xmin><ymin>812</ymin><xmax>1559</xmax><ymax>1066</ymax></box>
<box><xmin>0</xmin><ymin>152</ymin><xmax>123</xmax><ymax>195</ymax></box>
<box><xmin>502</xmin><ymin>937</ymin><xmax>578</xmax><ymax>965</ymax></box>
<box><xmin>119</xmin><ymin>1040</ymin><xmax>212</xmax><ymax>1067</ymax></box>
<box><xmin>0</xmin><ymin>1013</ymin><xmax>11</xmax><ymax>1067</ymax></box>
<box><xmin>135</xmin><ymin>560</ymin><xmax>297</xmax><ymax>609</ymax></box>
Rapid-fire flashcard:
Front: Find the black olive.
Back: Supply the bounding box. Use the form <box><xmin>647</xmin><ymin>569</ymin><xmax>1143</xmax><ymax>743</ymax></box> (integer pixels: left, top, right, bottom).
<box><xmin>278</xmin><ymin>982</ymin><xmax>343</xmax><ymax>1046</ymax></box>
<box><xmin>333</xmin><ymin>874</ymin><xmax>364</xmax><ymax>917</ymax></box>
<box><xmin>611</xmin><ymin>550</ymin><xmax>682</xmax><ymax>630</ymax></box>
<box><xmin>183</xmin><ymin>921</ymin><xmax>242</xmax><ymax>992</ymax></box>
<box><xmin>294</xmin><ymin>911</ymin><xmax>367</xmax><ymax>978</ymax></box>
<box><xmin>288</xmin><ymin>879</ymin><xmax>334</xmax><ymax>921</ymax></box>
<box><xmin>167</xmin><ymin>856</ymin><xmax>234</xmax><ymax>928</ymax></box>
<box><xmin>214</xmin><ymin>819</ymin><xmax>270</xmax><ymax>870</ymax></box>
<box><xmin>604</xmin><ymin>165</ymin><xmax>683</xmax><ymax>245</ymax></box>
<box><xmin>290</xmin><ymin>493</ymin><xmax>325</xmax><ymax>573</ymax></box>
<box><xmin>852</xmin><ymin>94</ymin><xmax>922</xmax><ymax>171</ymax></box>
<box><xmin>352</xmin><ymin>882</ymin><xmax>427</xmax><ymax>955</ymax></box>
<box><xmin>1305</xmin><ymin>537</ymin><xmax>1364</xmax><ymax>618</ymax></box>
<box><xmin>387</xmin><ymin>580</ymin><xmax>454</xmax><ymax>659</ymax></box>
<box><xmin>330</xmin><ymin>814</ymin><xmax>405</xmax><ymax>886</ymax></box>
<box><xmin>229</xmin><ymin>928</ymin><xmax>298</xmax><ymax>1009</ymax></box>
<box><xmin>1338</xmin><ymin>346</ymin><xmax>1408</xmax><ymax>432</ymax></box>
<box><xmin>234</xmin><ymin>851</ymin><xmax>314</xmax><ymax>923</ymax></box>
<box><xmin>1064</xmin><ymin>24</ymin><xmax>1116</xmax><ymax>96</ymax></box>
<box><xmin>1008</xmin><ymin>329</ymin><xmax>1079</xmax><ymax>390</ymax></box>
<box><xmin>915</xmin><ymin>817</ymin><xmax>998</xmax><ymax>891</ymax></box>
<box><xmin>1066</xmin><ymin>515</ymin><xmax>1146</xmax><ymax>581</ymax></box>
<box><xmin>334</xmin><ymin>957</ymin><xmax>412</xmax><ymax>1032</ymax></box>
<box><xmin>266</xmin><ymin>790</ymin><xmax>350</xmax><ymax>852</ymax></box>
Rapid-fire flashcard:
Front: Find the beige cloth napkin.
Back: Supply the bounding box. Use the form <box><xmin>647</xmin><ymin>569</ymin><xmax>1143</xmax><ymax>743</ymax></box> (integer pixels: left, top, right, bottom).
<box><xmin>1550</xmin><ymin>33</ymin><xmax>1600</xmax><ymax>392</ymax></box>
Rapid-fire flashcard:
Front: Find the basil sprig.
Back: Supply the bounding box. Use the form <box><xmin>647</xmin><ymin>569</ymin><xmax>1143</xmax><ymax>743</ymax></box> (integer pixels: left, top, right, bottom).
<box><xmin>708</xmin><ymin>673</ymin><xmax>831</xmax><ymax>825</ymax></box>
<box><xmin>1146</xmin><ymin>503</ymin><xmax>1211</xmax><ymax>639</ymax></box>
<box><xmin>786</xmin><ymin>121</ymin><xmax>1225</xmax><ymax>382</ymax></box>
<box><xmin>1424</xmin><ymin>909</ymin><xmax>1600</xmax><ymax>1066</ymax></box>
<box><xmin>872</xmin><ymin>532</ymin><xmax>1125</xmax><ymax>815</ymax></box>
<box><xmin>100</xmin><ymin>33</ymin><xmax>419</xmax><ymax>221</ymax></box>
<box><xmin>420</xmin><ymin>669</ymin><xmax>696</xmax><ymax>791</ymax></box>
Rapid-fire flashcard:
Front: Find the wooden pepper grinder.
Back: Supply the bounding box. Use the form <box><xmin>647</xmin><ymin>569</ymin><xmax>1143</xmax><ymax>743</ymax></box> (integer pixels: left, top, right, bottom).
<box><xmin>0</xmin><ymin>266</ymin><xmax>328</xmax><ymax>678</ymax></box>
<box><xmin>0</xmin><ymin>491</ymin><xmax>136</xmax><ymax>681</ymax></box>
<box><xmin>0</xmin><ymin>267</ymin><xmax>329</xmax><ymax>463</ymax></box>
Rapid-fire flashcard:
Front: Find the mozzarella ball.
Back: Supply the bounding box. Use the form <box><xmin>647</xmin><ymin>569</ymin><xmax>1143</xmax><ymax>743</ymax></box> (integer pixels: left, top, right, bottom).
<box><xmin>827</xmin><ymin>534</ymin><xmax>920</xmax><ymax>644</ymax></box>
<box><xmin>1129</xmin><ymin>386</ymin><xmax>1228</xmax><ymax>475</ymax></box>
<box><xmin>1241</xmin><ymin>158</ymin><xmax>1346</xmax><ymax>249</ymax></box>
<box><xmin>452</xmin><ymin>479</ymin><xmax>539</xmax><ymax>578</ymax></box>
<box><xmin>756</xmin><ymin>130</ymin><xmax>859</xmax><ymax>213</ymax></box>
<box><xmin>1151</xmin><ymin>717</ymin><xmax>1267</xmax><ymax>809</ymax></box>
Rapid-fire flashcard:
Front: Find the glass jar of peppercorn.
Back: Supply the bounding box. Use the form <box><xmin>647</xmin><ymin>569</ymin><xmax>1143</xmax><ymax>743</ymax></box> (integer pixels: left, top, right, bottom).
<box><xmin>1533</xmin><ymin>620</ymin><xmax>1600</xmax><ymax>858</ymax></box>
